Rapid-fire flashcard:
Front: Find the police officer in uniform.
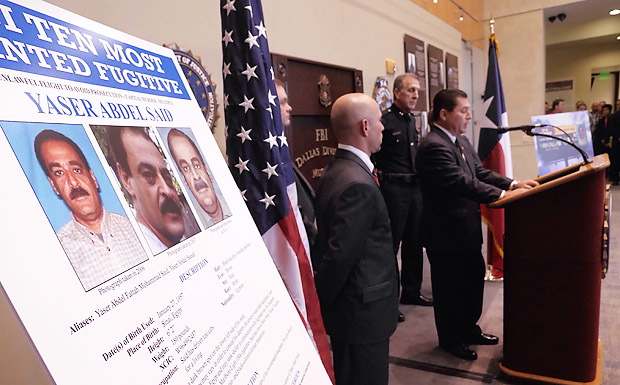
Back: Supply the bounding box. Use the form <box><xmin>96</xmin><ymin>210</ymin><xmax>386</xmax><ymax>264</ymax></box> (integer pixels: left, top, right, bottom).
<box><xmin>372</xmin><ymin>73</ymin><xmax>432</xmax><ymax>319</ymax></box>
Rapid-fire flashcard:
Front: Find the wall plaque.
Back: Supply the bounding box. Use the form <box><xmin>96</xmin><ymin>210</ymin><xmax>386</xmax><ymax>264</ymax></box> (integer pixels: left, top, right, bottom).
<box><xmin>404</xmin><ymin>34</ymin><xmax>428</xmax><ymax>111</ymax></box>
<box><xmin>427</xmin><ymin>44</ymin><xmax>445</xmax><ymax>109</ymax></box>
<box><xmin>445</xmin><ymin>52</ymin><xmax>459</xmax><ymax>90</ymax></box>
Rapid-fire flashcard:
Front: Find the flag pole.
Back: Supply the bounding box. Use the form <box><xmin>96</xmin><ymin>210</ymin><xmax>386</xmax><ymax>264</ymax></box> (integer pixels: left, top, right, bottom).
<box><xmin>480</xmin><ymin>15</ymin><xmax>511</xmax><ymax>281</ymax></box>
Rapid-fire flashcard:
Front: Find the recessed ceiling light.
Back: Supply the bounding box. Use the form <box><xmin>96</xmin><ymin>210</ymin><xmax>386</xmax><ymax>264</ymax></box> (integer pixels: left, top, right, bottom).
<box><xmin>610</xmin><ymin>9</ymin><xmax>620</xmax><ymax>15</ymax></box>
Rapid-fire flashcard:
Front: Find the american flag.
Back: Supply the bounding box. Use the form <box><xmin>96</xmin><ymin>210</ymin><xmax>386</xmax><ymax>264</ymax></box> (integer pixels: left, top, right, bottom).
<box><xmin>478</xmin><ymin>33</ymin><xmax>513</xmax><ymax>280</ymax></box>
<box><xmin>220</xmin><ymin>0</ymin><xmax>334</xmax><ymax>380</ymax></box>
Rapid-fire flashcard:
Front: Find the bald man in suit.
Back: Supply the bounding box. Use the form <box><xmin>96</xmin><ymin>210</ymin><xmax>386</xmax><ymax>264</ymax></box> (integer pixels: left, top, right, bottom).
<box><xmin>314</xmin><ymin>93</ymin><xmax>399</xmax><ymax>385</ymax></box>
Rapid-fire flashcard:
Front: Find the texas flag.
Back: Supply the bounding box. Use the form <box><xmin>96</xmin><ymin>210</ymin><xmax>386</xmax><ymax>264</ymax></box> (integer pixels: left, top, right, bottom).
<box><xmin>477</xmin><ymin>35</ymin><xmax>512</xmax><ymax>280</ymax></box>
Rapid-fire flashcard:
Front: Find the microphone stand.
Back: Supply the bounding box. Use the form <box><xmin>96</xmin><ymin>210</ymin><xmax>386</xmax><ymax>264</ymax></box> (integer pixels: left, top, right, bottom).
<box><xmin>524</xmin><ymin>127</ymin><xmax>591</xmax><ymax>165</ymax></box>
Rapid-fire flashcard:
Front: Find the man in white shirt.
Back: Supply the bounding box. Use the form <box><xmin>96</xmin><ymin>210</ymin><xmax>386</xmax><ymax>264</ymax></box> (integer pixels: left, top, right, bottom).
<box><xmin>35</xmin><ymin>129</ymin><xmax>147</xmax><ymax>291</ymax></box>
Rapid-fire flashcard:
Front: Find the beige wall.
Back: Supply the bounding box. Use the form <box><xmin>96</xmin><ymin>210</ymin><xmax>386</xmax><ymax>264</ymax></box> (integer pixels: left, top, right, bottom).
<box><xmin>547</xmin><ymin>14</ymin><xmax>620</xmax><ymax>45</ymax></box>
<box><xmin>486</xmin><ymin>10</ymin><xmax>545</xmax><ymax>180</ymax></box>
<box><xmin>482</xmin><ymin>0</ymin><xmax>581</xmax><ymax>18</ymax></box>
<box><xmin>547</xmin><ymin>40</ymin><xmax>620</xmax><ymax>107</ymax></box>
<box><xmin>265</xmin><ymin>0</ymin><xmax>462</xmax><ymax>93</ymax></box>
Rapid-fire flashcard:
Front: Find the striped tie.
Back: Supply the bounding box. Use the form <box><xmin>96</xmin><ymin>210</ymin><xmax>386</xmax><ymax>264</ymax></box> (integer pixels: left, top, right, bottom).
<box><xmin>372</xmin><ymin>168</ymin><xmax>380</xmax><ymax>186</ymax></box>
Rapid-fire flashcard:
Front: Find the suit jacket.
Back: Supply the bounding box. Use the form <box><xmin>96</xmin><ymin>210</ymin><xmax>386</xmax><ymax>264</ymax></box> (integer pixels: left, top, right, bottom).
<box><xmin>593</xmin><ymin>116</ymin><xmax>610</xmax><ymax>155</ymax></box>
<box><xmin>609</xmin><ymin>112</ymin><xmax>620</xmax><ymax>144</ymax></box>
<box><xmin>292</xmin><ymin>164</ymin><xmax>318</xmax><ymax>263</ymax></box>
<box><xmin>314</xmin><ymin>149</ymin><xmax>399</xmax><ymax>344</ymax></box>
<box><xmin>416</xmin><ymin>126</ymin><xmax>513</xmax><ymax>252</ymax></box>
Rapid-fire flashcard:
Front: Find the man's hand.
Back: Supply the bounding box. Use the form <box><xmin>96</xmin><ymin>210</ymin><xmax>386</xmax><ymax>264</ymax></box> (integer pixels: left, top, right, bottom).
<box><xmin>513</xmin><ymin>179</ymin><xmax>539</xmax><ymax>189</ymax></box>
<box><xmin>503</xmin><ymin>187</ymin><xmax>529</xmax><ymax>199</ymax></box>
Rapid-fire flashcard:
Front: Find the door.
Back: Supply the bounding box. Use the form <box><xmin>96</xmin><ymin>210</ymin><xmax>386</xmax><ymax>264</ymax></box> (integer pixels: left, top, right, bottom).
<box><xmin>272</xmin><ymin>54</ymin><xmax>363</xmax><ymax>188</ymax></box>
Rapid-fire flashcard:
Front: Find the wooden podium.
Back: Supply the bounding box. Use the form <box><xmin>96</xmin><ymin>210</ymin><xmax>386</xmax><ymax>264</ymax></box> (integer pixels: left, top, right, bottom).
<box><xmin>489</xmin><ymin>154</ymin><xmax>609</xmax><ymax>385</ymax></box>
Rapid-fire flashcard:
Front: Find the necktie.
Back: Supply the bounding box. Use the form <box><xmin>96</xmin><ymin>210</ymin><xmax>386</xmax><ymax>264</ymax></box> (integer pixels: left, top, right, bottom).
<box><xmin>372</xmin><ymin>167</ymin><xmax>380</xmax><ymax>186</ymax></box>
<box><xmin>455</xmin><ymin>138</ymin><xmax>473</xmax><ymax>175</ymax></box>
<box><xmin>406</xmin><ymin>113</ymin><xmax>418</xmax><ymax>168</ymax></box>
<box><xmin>455</xmin><ymin>138</ymin><xmax>465</xmax><ymax>160</ymax></box>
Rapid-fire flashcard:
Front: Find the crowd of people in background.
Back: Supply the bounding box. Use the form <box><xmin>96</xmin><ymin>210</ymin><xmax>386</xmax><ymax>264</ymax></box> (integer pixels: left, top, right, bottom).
<box><xmin>546</xmin><ymin>98</ymin><xmax>620</xmax><ymax>184</ymax></box>
<box><xmin>588</xmin><ymin>100</ymin><xmax>620</xmax><ymax>183</ymax></box>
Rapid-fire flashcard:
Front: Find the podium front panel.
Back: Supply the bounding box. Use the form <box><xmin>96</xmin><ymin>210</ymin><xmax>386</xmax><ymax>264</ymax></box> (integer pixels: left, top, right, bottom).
<box><xmin>503</xmin><ymin>171</ymin><xmax>604</xmax><ymax>382</ymax></box>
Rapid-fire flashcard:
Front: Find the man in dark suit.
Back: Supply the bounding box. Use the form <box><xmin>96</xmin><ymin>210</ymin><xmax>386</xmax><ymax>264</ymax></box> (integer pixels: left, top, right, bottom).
<box><xmin>593</xmin><ymin>104</ymin><xmax>611</xmax><ymax>157</ymax></box>
<box><xmin>598</xmin><ymin>104</ymin><xmax>620</xmax><ymax>184</ymax></box>
<box><xmin>315</xmin><ymin>93</ymin><xmax>399</xmax><ymax>385</ymax></box>
<box><xmin>416</xmin><ymin>89</ymin><xmax>537</xmax><ymax>360</ymax></box>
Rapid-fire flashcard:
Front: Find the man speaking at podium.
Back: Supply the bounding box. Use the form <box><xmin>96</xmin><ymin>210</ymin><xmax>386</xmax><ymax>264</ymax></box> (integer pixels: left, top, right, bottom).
<box><xmin>416</xmin><ymin>89</ymin><xmax>537</xmax><ymax>360</ymax></box>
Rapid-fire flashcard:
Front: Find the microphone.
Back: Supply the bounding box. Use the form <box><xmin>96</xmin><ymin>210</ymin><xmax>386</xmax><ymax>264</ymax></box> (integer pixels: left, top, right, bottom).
<box><xmin>481</xmin><ymin>124</ymin><xmax>591</xmax><ymax>165</ymax></box>
<box><xmin>482</xmin><ymin>124</ymin><xmax>547</xmax><ymax>134</ymax></box>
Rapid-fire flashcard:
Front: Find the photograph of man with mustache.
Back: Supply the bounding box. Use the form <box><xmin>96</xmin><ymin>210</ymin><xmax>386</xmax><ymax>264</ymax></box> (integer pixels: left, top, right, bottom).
<box><xmin>165</xmin><ymin>128</ymin><xmax>231</xmax><ymax>228</ymax></box>
<box><xmin>33</xmin><ymin>129</ymin><xmax>148</xmax><ymax>291</ymax></box>
<box><xmin>105</xmin><ymin>126</ymin><xmax>199</xmax><ymax>254</ymax></box>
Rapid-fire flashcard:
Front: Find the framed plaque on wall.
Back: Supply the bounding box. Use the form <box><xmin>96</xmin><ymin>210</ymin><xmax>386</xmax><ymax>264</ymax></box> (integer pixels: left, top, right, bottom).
<box><xmin>445</xmin><ymin>52</ymin><xmax>459</xmax><ymax>90</ymax></box>
<box><xmin>427</xmin><ymin>44</ymin><xmax>445</xmax><ymax>109</ymax></box>
<box><xmin>404</xmin><ymin>34</ymin><xmax>428</xmax><ymax>111</ymax></box>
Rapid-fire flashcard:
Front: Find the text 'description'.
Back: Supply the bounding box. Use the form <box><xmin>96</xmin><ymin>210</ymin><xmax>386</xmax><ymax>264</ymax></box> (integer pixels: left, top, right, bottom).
<box><xmin>179</xmin><ymin>259</ymin><xmax>208</xmax><ymax>283</ymax></box>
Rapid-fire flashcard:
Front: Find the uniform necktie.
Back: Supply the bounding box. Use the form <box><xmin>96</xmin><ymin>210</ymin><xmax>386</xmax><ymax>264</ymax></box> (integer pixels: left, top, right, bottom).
<box><xmin>406</xmin><ymin>114</ymin><xmax>418</xmax><ymax>169</ymax></box>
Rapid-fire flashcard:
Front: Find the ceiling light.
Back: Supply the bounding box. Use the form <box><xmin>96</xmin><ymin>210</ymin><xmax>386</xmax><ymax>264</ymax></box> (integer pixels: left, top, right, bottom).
<box><xmin>459</xmin><ymin>14</ymin><xmax>464</xmax><ymax>21</ymax></box>
<box><xmin>433</xmin><ymin>0</ymin><xmax>438</xmax><ymax>3</ymax></box>
<box><xmin>617</xmin><ymin>35</ymin><xmax>620</xmax><ymax>40</ymax></box>
<box><xmin>610</xmin><ymin>9</ymin><xmax>620</xmax><ymax>15</ymax></box>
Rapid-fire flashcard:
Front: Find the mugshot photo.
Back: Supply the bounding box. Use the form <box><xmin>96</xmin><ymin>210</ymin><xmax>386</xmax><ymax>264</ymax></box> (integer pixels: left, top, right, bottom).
<box><xmin>1</xmin><ymin>121</ymin><xmax>148</xmax><ymax>292</ymax></box>
<box><xmin>158</xmin><ymin>127</ymin><xmax>231</xmax><ymax>229</ymax></box>
<box><xmin>91</xmin><ymin>125</ymin><xmax>200</xmax><ymax>255</ymax></box>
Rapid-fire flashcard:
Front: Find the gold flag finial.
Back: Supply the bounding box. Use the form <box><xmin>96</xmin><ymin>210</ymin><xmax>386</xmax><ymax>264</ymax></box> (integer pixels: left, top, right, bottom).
<box><xmin>490</xmin><ymin>17</ymin><xmax>495</xmax><ymax>36</ymax></box>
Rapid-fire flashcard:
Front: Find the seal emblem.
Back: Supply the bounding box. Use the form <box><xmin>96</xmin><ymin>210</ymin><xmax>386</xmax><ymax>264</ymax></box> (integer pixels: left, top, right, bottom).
<box><xmin>166</xmin><ymin>44</ymin><xmax>218</xmax><ymax>131</ymax></box>
<box><xmin>318</xmin><ymin>74</ymin><xmax>332</xmax><ymax>108</ymax></box>
<box><xmin>372</xmin><ymin>77</ymin><xmax>392</xmax><ymax>112</ymax></box>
